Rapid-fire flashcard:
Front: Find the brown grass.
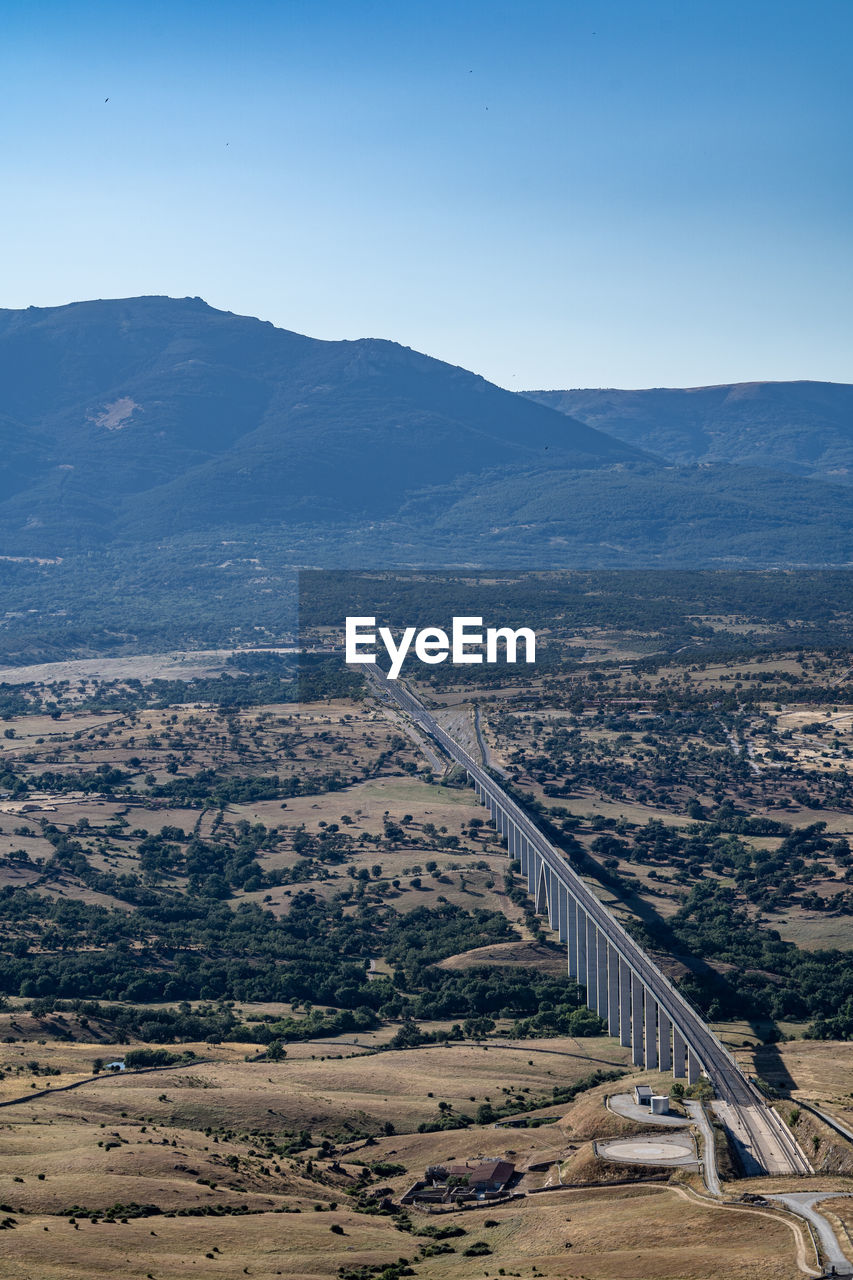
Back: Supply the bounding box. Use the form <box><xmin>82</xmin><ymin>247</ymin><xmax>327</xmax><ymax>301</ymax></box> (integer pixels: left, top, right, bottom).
<box><xmin>559</xmin><ymin>1141</ymin><xmax>663</xmax><ymax>1186</ymax></box>
<box><xmin>437</xmin><ymin>938</ymin><xmax>570</xmax><ymax>974</ymax></box>
<box><xmin>412</xmin><ymin>1185</ymin><xmax>802</xmax><ymax>1280</ymax></box>
<box><xmin>0</xmin><ymin>1206</ymin><xmax>406</xmax><ymax>1280</ymax></box>
<box><xmin>0</xmin><ymin>1180</ymin><xmax>807</xmax><ymax>1280</ymax></box>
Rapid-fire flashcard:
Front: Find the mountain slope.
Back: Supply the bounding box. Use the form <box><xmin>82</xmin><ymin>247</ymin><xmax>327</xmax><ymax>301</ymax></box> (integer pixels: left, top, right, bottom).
<box><xmin>0</xmin><ymin>297</ymin><xmax>642</xmax><ymax>550</ymax></box>
<box><xmin>523</xmin><ymin>382</ymin><xmax>853</xmax><ymax>480</ymax></box>
<box><xmin>404</xmin><ymin>463</ymin><xmax>853</xmax><ymax>566</ymax></box>
<box><xmin>0</xmin><ymin>298</ymin><xmax>852</xmax><ymax>662</ymax></box>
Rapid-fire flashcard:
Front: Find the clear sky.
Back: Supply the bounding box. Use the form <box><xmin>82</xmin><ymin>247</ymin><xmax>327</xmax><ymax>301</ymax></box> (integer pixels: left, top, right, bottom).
<box><xmin>1</xmin><ymin>0</ymin><xmax>851</xmax><ymax>388</ymax></box>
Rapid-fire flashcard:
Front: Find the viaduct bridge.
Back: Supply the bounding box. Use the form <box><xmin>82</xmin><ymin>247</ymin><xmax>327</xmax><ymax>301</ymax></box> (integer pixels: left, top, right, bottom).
<box><xmin>368</xmin><ymin>669</ymin><xmax>812</xmax><ymax>1177</ymax></box>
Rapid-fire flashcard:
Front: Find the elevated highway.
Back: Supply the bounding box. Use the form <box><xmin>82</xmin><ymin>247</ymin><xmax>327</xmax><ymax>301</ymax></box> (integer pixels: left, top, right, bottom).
<box><xmin>368</xmin><ymin>668</ymin><xmax>812</xmax><ymax>1178</ymax></box>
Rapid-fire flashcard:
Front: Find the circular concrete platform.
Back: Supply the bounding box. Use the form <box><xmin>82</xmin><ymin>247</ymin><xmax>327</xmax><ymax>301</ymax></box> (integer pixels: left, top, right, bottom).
<box><xmin>597</xmin><ymin>1135</ymin><xmax>696</xmax><ymax>1166</ymax></box>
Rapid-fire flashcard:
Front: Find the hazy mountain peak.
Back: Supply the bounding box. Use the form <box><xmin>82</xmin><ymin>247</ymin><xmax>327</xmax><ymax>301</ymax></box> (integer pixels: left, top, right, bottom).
<box><xmin>0</xmin><ymin>296</ymin><xmax>641</xmax><ymax>550</ymax></box>
<box><xmin>523</xmin><ymin>380</ymin><xmax>853</xmax><ymax>478</ymax></box>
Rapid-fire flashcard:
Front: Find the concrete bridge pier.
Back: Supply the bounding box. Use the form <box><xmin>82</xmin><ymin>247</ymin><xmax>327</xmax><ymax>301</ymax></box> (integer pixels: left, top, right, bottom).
<box><xmin>556</xmin><ymin>880</ymin><xmax>569</xmax><ymax>942</ymax></box>
<box><xmin>672</xmin><ymin>1027</ymin><xmax>687</xmax><ymax>1078</ymax></box>
<box><xmin>527</xmin><ymin>845</ymin><xmax>539</xmax><ymax>894</ymax></box>
<box><xmin>566</xmin><ymin>896</ymin><xmax>579</xmax><ymax>979</ymax></box>
<box><xmin>596</xmin><ymin>927</ymin><xmax>609</xmax><ymax>1019</ymax></box>
<box><xmin>644</xmin><ymin>994</ymin><xmax>659</xmax><ymax>1070</ymax></box>
<box><xmin>607</xmin><ymin>942</ymin><xmax>620</xmax><ymax>1038</ymax></box>
<box><xmin>576</xmin><ymin>906</ymin><xmax>588</xmax><ymax>996</ymax></box>
<box><xmin>518</xmin><ymin>833</ymin><xmax>530</xmax><ymax>877</ymax></box>
<box><xmin>586</xmin><ymin>916</ymin><xmax>600</xmax><ymax>1014</ymax></box>
<box><xmin>659</xmin><ymin>1009</ymin><xmax>673</xmax><ymax>1072</ymax></box>
<box><xmin>547</xmin><ymin>868</ymin><xmax>560</xmax><ymax>932</ymax></box>
<box><xmin>618</xmin><ymin>957</ymin><xmax>632</xmax><ymax>1048</ymax></box>
<box><xmin>631</xmin><ymin>972</ymin><xmax>645</xmax><ymax>1068</ymax></box>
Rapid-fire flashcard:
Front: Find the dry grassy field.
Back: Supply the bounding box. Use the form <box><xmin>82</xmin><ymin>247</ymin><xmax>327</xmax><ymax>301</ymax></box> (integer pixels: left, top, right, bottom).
<box><xmin>0</xmin><ymin>1036</ymin><xmax>812</xmax><ymax>1280</ymax></box>
<box><xmin>1</xmin><ymin>628</ymin><xmax>853</xmax><ymax>1277</ymax></box>
<box><xmin>747</xmin><ymin>1038</ymin><xmax>853</xmax><ymax>1117</ymax></box>
<box><xmin>0</xmin><ymin>1186</ymin><xmax>806</xmax><ymax>1280</ymax></box>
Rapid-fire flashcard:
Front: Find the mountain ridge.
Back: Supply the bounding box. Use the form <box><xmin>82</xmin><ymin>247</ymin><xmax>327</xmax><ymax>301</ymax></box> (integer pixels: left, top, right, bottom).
<box><xmin>0</xmin><ymin>297</ymin><xmax>851</xmax><ymax>659</ymax></box>
<box><xmin>0</xmin><ymin>296</ymin><xmax>644</xmax><ymax>552</ymax></box>
<box><xmin>522</xmin><ymin>381</ymin><xmax>853</xmax><ymax>480</ymax></box>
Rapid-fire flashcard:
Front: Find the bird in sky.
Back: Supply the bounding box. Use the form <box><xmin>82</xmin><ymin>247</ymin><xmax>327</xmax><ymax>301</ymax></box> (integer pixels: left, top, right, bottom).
<box><xmin>104</xmin><ymin>97</ymin><xmax>109</xmax><ymax>103</ymax></box>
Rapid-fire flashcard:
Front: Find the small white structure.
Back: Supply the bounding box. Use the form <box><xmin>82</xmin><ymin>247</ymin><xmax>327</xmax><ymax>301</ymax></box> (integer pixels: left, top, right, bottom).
<box><xmin>104</xmin><ymin>1060</ymin><xmax>126</xmax><ymax>1072</ymax></box>
<box><xmin>633</xmin><ymin>1085</ymin><xmax>653</xmax><ymax>1106</ymax></box>
<box><xmin>650</xmin><ymin>1095</ymin><xmax>670</xmax><ymax>1115</ymax></box>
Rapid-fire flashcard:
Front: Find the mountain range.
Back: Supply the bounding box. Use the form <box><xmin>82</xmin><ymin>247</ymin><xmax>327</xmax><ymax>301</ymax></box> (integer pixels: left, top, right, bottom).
<box><xmin>0</xmin><ymin>296</ymin><xmax>639</xmax><ymax>553</ymax></box>
<box><xmin>523</xmin><ymin>382</ymin><xmax>853</xmax><ymax>482</ymax></box>
<box><xmin>0</xmin><ymin>296</ymin><xmax>851</xmax><ymax>659</ymax></box>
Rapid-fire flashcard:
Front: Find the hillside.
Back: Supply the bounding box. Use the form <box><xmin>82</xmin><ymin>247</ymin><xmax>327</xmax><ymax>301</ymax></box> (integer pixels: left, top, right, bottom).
<box><xmin>523</xmin><ymin>381</ymin><xmax>853</xmax><ymax>480</ymax></box>
<box><xmin>0</xmin><ymin>297</ymin><xmax>638</xmax><ymax>552</ymax></box>
<box><xmin>0</xmin><ymin>299</ymin><xmax>853</xmax><ymax>660</ymax></box>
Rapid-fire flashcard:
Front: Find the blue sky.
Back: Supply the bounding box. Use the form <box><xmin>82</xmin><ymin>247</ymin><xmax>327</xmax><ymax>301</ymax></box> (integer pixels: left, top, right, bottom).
<box><xmin>1</xmin><ymin>0</ymin><xmax>851</xmax><ymax>387</ymax></box>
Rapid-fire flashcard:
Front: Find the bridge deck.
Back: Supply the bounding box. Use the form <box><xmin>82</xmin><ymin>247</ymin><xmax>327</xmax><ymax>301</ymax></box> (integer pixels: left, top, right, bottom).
<box><xmin>367</xmin><ymin>668</ymin><xmax>812</xmax><ymax>1178</ymax></box>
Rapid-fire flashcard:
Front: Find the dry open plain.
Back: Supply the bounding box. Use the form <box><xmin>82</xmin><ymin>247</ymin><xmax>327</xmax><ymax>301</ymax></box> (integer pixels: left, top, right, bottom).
<box><xmin>0</xmin><ymin>1036</ymin><xmax>813</xmax><ymax>1280</ymax></box>
<box><xmin>0</xmin><ymin>623</ymin><xmax>852</xmax><ymax>1276</ymax></box>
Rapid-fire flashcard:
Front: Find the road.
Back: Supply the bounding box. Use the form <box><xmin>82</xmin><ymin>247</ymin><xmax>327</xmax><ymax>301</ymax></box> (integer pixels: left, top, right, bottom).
<box><xmin>368</xmin><ymin>667</ymin><xmax>812</xmax><ymax>1178</ymax></box>
<box><xmin>686</xmin><ymin>1100</ymin><xmax>722</xmax><ymax>1196</ymax></box>
<box><xmin>769</xmin><ymin>1194</ymin><xmax>852</xmax><ymax>1277</ymax></box>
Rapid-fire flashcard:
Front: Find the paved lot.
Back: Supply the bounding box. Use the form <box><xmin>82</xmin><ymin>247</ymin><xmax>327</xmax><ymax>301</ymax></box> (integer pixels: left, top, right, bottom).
<box><xmin>596</xmin><ymin>1134</ymin><xmax>697</xmax><ymax>1166</ymax></box>
<box><xmin>608</xmin><ymin>1091</ymin><xmax>690</xmax><ymax>1126</ymax></box>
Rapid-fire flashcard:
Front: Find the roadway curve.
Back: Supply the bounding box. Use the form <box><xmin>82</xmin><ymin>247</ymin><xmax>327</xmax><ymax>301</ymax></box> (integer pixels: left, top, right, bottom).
<box><xmin>368</xmin><ymin>667</ymin><xmax>812</xmax><ymax>1178</ymax></box>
